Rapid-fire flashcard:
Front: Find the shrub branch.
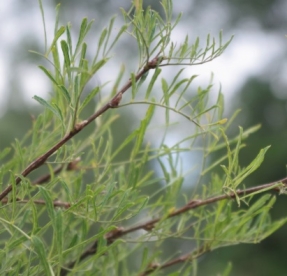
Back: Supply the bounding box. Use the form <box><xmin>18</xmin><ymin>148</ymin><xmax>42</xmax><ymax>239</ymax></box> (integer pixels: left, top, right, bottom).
<box><xmin>60</xmin><ymin>176</ymin><xmax>287</xmax><ymax>275</ymax></box>
<box><xmin>1</xmin><ymin>198</ymin><xmax>70</xmax><ymax>209</ymax></box>
<box><xmin>139</xmin><ymin>245</ymin><xmax>208</xmax><ymax>276</ymax></box>
<box><xmin>0</xmin><ymin>56</ymin><xmax>164</xmax><ymax>201</ymax></box>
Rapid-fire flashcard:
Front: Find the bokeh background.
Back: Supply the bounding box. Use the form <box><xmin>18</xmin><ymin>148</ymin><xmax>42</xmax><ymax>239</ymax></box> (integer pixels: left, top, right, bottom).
<box><xmin>0</xmin><ymin>1</ymin><xmax>286</xmax><ymax>275</ymax></box>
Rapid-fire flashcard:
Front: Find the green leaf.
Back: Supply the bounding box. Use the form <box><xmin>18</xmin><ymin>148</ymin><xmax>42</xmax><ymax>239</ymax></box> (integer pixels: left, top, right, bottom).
<box><xmin>47</xmin><ymin>26</ymin><xmax>66</xmax><ymax>56</ymax></box>
<box><xmin>31</xmin><ymin>236</ymin><xmax>53</xmax><ymax>275</ymax></box>
<box><xmin>0</xmin><ymin>147</ymin><xmax>11</xmax><ymax>160</ymax></box>
<box><xmin>98</xmin><ymin>28</ymin><xmax>107</xmax><ymax>51</ymax></box>
<box><xmin>112</xmin><ymin>64</ymin><xmax>125</xmax><ymax>95</ymax></box>
<box><xmin>179</xmin><ymin>35</ymin><xmax>188</xmax><ymax>59</ymax></box>
<box><xmin>169</xmin><ymin>78</ymin><xmax>189</xmax><ymax>97</ymax></box>
<box><xmin>140</xmin><ymin>247</ymin><xmax>149</xmax><ymax>270</ymax></box>
<box><xmin>132</xmin><ymin>104</ymin><xmax>155</xmax><ymax>157</ymax></box>
<box><xmin>137</xmin><ymin>71</ymin><xmax>149</xmax><ymax>89</ymax></box>
<box><xmin>60</xmin><ymin>40</ymin><xmax>70</xmax><ymax>68</ymax></box>
<box><xmin>38</xmin><ymin>65</ymin><xmax>59</xmax><ymax>86</ymax></box>
<box><xmin>79</xmin><ymin>59</ymin><xmax>89</xmax><ymax>89</ymax></box>
<box><xmin>51</xmin><ymin>102</ymin><xmax>64</xmax><ymax>123</ymax></box>
<box><xmin>145</xmin><ymin>67</ymin><xmax>161</xmax><ymax>99</ymax></box>
<box><xmin>111</xmin><ymin>130</ymin><xmax>137</xmax><ymax>160</ymax></box>
<box><xmin>91</xmin><ymin>58</ymin><xmax>108</xmax><ymax>75</ymax></box>
<box><xmin>98</xmin><ymin>181</ymin><xmax>117</xmax><ymax>212</ymax></box>
<box><xmin>33</xmin><ymin>95</ymin><xmax>61</xmax><ymax>120</ymax></box>
<box><xmin>51</xmin><ymin>46</ymin><xmax>61</xmax><ymax>81</ymax></box>
<box><xmin>74</xmin><ymin>17</ymin><xmax>88</xmax><ymax>56</ymax></box>
<box><xmin>7</xmin><ymin>235</ymin><xmax>28</xmax><ymax>250</ymax></box>
<box><xmin>222</xmin><ymin>262</ymin><xmax>233</xmax><ymax>276</ymax></box>
<box><xmin>59</xmin><ymin>85</ymin><xmax>71</xmax><ymax>103</ymax></box>
<box><xmin>79</xmin><ymin>86</ymin><xmax>100</xmax><ymax>113</ymax></box>
<box><xmin>131</xmin><ymin>73</ymin><xmax>137</xmax><ymax>100</ymax></box>
<box><xmin>112</xmin><ymin>189</ymin><xmax>132</xmax><ymax>220</ymax></box>
<box><xmin>54</xmin><ymin>3</ymin><xmax>61</xmax><ymax>35</ymax></box>
<box><xmin>260</xmin><ymin>217</ymin><xmax>287</xmax><ymax>240</ymax></box>
<box><xmin>79</xmin><ymin>42</ymin><xmax>87</xmax><ymax>68</ymax></box>
<box><xmin>105</xmin><ymin>24</ymin><xmax>128</xmax><ymax>56</ymax></box>
<box><xmin>175</xmin><ymin>75</ymin><xmax>198</xmax><ymax>109</ymax></box>
<box><xmin>54</xmin><ymin>210</ymin><xmax>63</xmax><ymax>256</ymax></box>
<box><xmin>233</xmin><ymin>146</ymin><xmax>270</xmax><ymax>188</ymax></box>
<box><xmin>58</xmin><ymin>179</ymin><xmax>73</xmax><ymax>202</ymax></box>
<box><xmin>74</xmin><ymin>74</ymin><xmax>80</xmax><ymax>101</ymax></box>
<box><xmin>38</xmin><ymin>186</ymin><xmax>55</xmax><ymax>220</ymax></box>
<box><xmin>38</xmin><ymin>0</ymin><xmax>47</xmax><ymax>52</ymax></box>
<box><xmin>158</xmin><ymin>157</ymin><xmax>170</xmax><ymax>183</ymax></box>
<box><xmin>161</xmin><ymin>78</ymin><xmax>169</xmax><ymax>102</ymax></box>
<box><xmin>66</xmin><ymin>23</ymin><xmax>73</xmax><ymax>57</ymax></box>
<box><xmin>103</xmin><ymin>16</ymin><xmax>116</xmax><ymax>55</ymax></box>
<box><xmin>230</xmin><ymin>126</ymin><xmax>243</xmax><ymax>173</ymax></box>
<box><xmin>190</xmin><ymin>37</ymin><xmax>200</xmax><ymax>61</ymax></box>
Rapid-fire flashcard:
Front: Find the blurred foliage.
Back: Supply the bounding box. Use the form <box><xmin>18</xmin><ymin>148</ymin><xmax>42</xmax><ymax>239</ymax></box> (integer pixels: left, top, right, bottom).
<box><xmin>192</xmin><ymin>0</ymin><xmax>287</xmax><ymax>30</ymax></box>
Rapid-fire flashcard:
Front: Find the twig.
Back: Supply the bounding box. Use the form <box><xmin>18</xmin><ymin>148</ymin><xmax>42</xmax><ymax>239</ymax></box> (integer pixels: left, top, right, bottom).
<box><xmin>0</xmin><ymin>159</ymin><xmax>80</xmax><ymax>210</ymax></box>
<box><xmin>1</xmin><ymin>198</ymin><xmax>70</xmax><ymax>209</ymax></box>
<box><xmin>0</xmin><ymin>56</ymin><xmax>164</xmax><ymax>201</ymax></box>
<box><xmin>60</xmin><ymin>177</ymin><xmax>287</xmax><ymax>275</ymax></box>
<box><xmin>32</xmin><ymin>164</ymin><xmax>64</xmax><ymax>185</ymax></box>
<box><xmin>139</xmin><ymin>244</ymin><xmax>209</xmax><ymax>276</ymax></box>
<box><xmin>32</xmin><ymin>158</ymin><xmax>81</xmax><ymax>185</ymax></box>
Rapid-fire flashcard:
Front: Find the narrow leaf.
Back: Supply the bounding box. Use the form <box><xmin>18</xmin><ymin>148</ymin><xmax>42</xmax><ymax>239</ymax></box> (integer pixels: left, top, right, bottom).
<box><xmin>0</xmin><ymin>147</ymin><xmax>11</xmax><ymax>160</ymax></box>
<box><xmin>38</xmin><ymin>66</ymin><xmax>58</xmax><ymax>86</ymax></box>
<box><xmin>38</xmin><ymin>186</ymin><xmax>55</xmax><ymax>219</ymax></box>
<box><xmin>133</xmin><ymin>104</ymin><xmax>155</xmax><ymax>156</ymax></box>
<box><xmin>33</xmin><ymin>95</ymin><xmax>61</xmax><ymax>120</ymax></box>
<box><xmin>60</xmin><ymin>40</ymin><xmax>70</xmax><ymax>68</ymax></box>
<box><xmin>74</xmin><ymin>18</ymin><xmax>88</xmax><ymax>56</ymax></box>
<box><xmin>31</xmin><ymin>236</ymin><xmax>52</xmax><ymax>275</ymax></box>
<box><xmin>59</xmin><ymin>85</ymin><xmax>71</xmax><ymax>103</ymax></box>
<box><xmin>47</xmin><ymin>26</ymin><xmax>66</xmax><ymax>55</ymax></box>
<box><xmin>131</xmin><ymin>73</ymin><xmax>137</xmax><ymax>100</ymax></box>
<box><xmin>66</xmin><ymin>23</ymin><xmax>73</xmax><ymax>57</ymax></box>
<box><xmin>145</xmin><ymin>67</ymin><xmax>161</xmax><ymax>99</ymax></box>
<box><xmin>79</xmin><ymin>86</ymin><xmax>100</xmax><ymax>113</ymax></box>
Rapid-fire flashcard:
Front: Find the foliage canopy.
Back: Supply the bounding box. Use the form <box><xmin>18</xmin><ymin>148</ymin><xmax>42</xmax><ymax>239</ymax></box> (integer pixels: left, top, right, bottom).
<box><xmin>0</xmin><ymin>1</ymin><xmax>286</xmax><ymax>275</ymax></box>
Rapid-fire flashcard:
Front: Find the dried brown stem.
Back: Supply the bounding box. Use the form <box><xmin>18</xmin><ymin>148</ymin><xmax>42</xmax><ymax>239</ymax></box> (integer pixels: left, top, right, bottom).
<box><xmin>60</xmin><ymin>177</ymin><xmax>287</xmax><ymax>275</ymax></box>
<box><xmin>0</xmin><ymin>57</ymin><xmax>163</xmax><ymax>201</ymax></box>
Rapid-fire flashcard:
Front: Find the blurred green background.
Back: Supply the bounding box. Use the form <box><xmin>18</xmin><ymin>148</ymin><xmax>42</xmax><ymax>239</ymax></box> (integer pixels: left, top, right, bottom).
<box><xmin>0</xmin><ymin>1</ymin><xmax>286</xmax><ymax>275</ymax></box>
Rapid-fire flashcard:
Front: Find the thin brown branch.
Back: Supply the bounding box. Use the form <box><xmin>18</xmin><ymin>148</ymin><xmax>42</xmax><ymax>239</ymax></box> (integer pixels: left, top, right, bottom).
<box><xmin>0</xmin><ymin>57</ymin><xmax>163</xmax><ymax>201</ymax></box>
<box><xmin>1</xmin><ymin>197</ymin><xmax>71</xmax><ymax>209</ymax></box>
<box><xmin>0</xmin><ymin>158</ymin><xmax>80</xmax><ymax>210</ymax></box>
<box><xmin>60</xmin><ymin>227</ymin><xmax>124</xmax><ymax>276</ymax></box>
<box><xmin>32</xmin><ymin>164</ymin><xmax>64</xmax><ymax>185</ymax></box>
<box><xmin>32</xmin><ymin>158</ymin><xmax>81</xmax><ymax>185</ymax></box>
<box><xmin>139</xmin><ymin>244</ymin><xmax>209</xmax><ymax>276</ymax></box>
<box><xmin>60</xmin><ymin>177</ymin><xmax>287</xmax><ymax>275</ymax></box>
<box><xmin>117</xmin><ymin>177</ymin><xmax>287</xmax><ymax>236</ymax></box>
